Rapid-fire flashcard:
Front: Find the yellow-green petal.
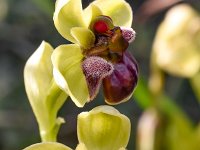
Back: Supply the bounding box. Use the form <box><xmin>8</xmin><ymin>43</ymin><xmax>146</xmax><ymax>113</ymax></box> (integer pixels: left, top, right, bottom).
<box><xmin>77</xmin><ymin>105</ymin><xmax>130</xmax><ymax>150</ymax></box>
<box><xmin>71</xmin><ymin>27</ymin><xmax>95</xmax><ymax>49</ymax></box>
<box><xmin>91</xmin><ymin>0</ymin><xmax>133</xmax><ymax>27</ymax></box>
<box><xmin>24</xmin><ymin>41</ymin><xmax>68</xmax><ymax>141</ymax></box>
<box><xmin>83</xmin><ymin>4</ymin><xmax>103</xmax><ymax>27</ymax></box>
<box><xmin>23</xmin><ymin>142</ymin><xmax>72</xmax><ymax>150</ymax></box>
<box><xmin>53</xmin><ymin>0</ymin><xmax>86</xmax><ymax>43</ymax></box>
<box><xmin>51</xmin><ymin>44</ymin><xmax>89</xmax><ymax>107</ymax></box>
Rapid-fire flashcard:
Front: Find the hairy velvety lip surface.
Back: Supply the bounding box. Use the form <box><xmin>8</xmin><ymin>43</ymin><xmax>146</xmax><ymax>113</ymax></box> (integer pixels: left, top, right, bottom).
<box><xmin>121</xmin><ymin>27</ymin><xmax>136</xmax><ymax>43</ymax></box>
<box><xmin>82</xmin><ymin>56</ymin><xmax>114</xmax><ymax>100</ymax></box>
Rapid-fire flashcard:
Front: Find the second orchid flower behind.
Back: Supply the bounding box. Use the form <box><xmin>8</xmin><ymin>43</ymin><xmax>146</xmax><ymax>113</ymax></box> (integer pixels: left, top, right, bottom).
<box><xmin>52</xmin><ymin>0</ymin><xmax>138</xmax><ymax>107</ymax></box>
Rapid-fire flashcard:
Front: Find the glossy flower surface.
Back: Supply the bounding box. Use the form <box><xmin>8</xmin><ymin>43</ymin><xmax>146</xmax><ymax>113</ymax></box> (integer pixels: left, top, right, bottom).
<box><xmin>52</xmin><ymin>0</ymin><xmax>138</xmax><ymax>107</ymax></box>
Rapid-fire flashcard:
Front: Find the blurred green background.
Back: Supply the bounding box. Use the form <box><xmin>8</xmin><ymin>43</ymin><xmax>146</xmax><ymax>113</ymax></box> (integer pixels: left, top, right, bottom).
<box><xmin>0</xmin><ymin>0</ymin><xmax>199</xmax><ymax>150</ymax></box>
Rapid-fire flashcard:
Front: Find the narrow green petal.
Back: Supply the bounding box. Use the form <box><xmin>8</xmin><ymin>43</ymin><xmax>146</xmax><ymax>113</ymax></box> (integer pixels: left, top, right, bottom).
<box><xmin>23</xmin><ymin>142</ymin><xmax>72</xmax><ymax>150</ymax></box>
<box><xmin>91</xmin><ymin>0</ymin><xmax>133</xmax><ymax>27</ymax></box>
<box><xmin>71</xmin><ymin>27</ymin><xmax>95</xmax><ymax>49</ymax></box>
<box><xmin>83</xmin><ymin>4</ymin><xmax>103</xmax><ymax>27</ymax></box>
<box><xmin>53</xmin><ymin>0</ymin><xmax>86</xmax><ymax>43</ymax></box>
<box><xmin>52</xmin><ymin>44</ymin><xmax>89</xmax><ymax>107</ymax></box>
<box><xmin>24</xmin><ymin>41</ymin><xmax>68</xmax><ymax>141</ymax></box>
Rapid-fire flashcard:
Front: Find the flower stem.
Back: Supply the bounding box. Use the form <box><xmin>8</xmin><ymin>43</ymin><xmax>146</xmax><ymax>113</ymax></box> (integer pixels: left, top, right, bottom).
<box><xmin>36</xmin><ymin>81</ymin><xmax>67</xmax><ymax>142</ymax></box>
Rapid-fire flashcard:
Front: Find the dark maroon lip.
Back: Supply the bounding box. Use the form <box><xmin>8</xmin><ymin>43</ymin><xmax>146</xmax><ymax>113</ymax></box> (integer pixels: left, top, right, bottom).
<box><xmin>103</xmin><ymin>52</ymin><xmax>138</xmax><ymax>104</ymax></box>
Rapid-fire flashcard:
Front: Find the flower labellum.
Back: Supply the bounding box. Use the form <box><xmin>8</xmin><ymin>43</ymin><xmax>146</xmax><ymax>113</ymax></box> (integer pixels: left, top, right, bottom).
<box><xmin>103</xmin><ymin>52</ymin><xmax>138</xmax><ymax>104</ymax></box>
<box><xmin>82</xmin><ymin>56</ymin><xmax>114</xmax><ymax>100</ymax></box>
<box><xmin>82</xmin><ymin>15</ymin><xmax>138</xmax><ymax>104</ymax></box>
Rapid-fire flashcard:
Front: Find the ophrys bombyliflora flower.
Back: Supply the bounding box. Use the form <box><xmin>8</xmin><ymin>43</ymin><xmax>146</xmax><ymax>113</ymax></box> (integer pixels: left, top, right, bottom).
<box><xmin>52</xmin><ymin>0</ymin><xmax>138</xmax><ymax>107</ymax></box>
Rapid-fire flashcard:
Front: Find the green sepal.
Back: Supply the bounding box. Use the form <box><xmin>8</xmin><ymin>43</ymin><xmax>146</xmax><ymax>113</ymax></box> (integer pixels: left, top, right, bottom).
<box><xmin>53</xmin><ymin>0</ymin><xmax>86</xmax><ymax>43</ymax></box>
<box><xmin>51</xmin><ymin>44</ymin><xmax>90</xmax><ymax>107</ymax></box>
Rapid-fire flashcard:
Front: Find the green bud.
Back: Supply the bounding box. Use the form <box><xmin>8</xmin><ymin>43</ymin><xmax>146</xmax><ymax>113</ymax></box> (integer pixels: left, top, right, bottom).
<box><xmin>77</xmin><ymin>105</ymin><xmax>131</xmax><ymax>150</ymax></box>
<box><xmin>23</xmin><ymin>142</ymin><xmax>72</xmax><ymax>150</ymax></box>
<box><xmin>24</xmin><ymin>41</ymin><xmax>68</xmax><ymax>141</ymax></box>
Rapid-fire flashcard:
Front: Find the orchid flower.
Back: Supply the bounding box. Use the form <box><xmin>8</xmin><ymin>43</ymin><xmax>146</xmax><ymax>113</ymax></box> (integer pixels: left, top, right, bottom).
<box><xmin>152</xmin><ymin>4</ymin><xmax>200</xmax><ymax>78</ymax></box>
<box><xmin>24</xmin><ymin>0</ymin><xmax>137</xmax><ymax>142</ymax></box>
<box><xmin>150</xmin><ymin>4</ymin><xmax>200</xmax><ymax>98</ymax></box>
<box><xmin>52</xmin><ymin>0</ymin><xmax>138</xmax><ymax>107</ymax></box>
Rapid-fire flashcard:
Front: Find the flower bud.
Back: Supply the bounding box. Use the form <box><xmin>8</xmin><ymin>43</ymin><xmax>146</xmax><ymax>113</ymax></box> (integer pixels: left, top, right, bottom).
<box><xmin>24</xmin><ymin>41</ymin><xmax>67</xmax><ymax>141</ymax></box>
<box><xmin>23</xmin><ymin>142</ymin><xmax>72</xmax><ymax>150</ymax></box>
<box><xmin>77</xmin><ymin>105</ymin><xmax>131</xmax><ymax>150</ymax></box>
